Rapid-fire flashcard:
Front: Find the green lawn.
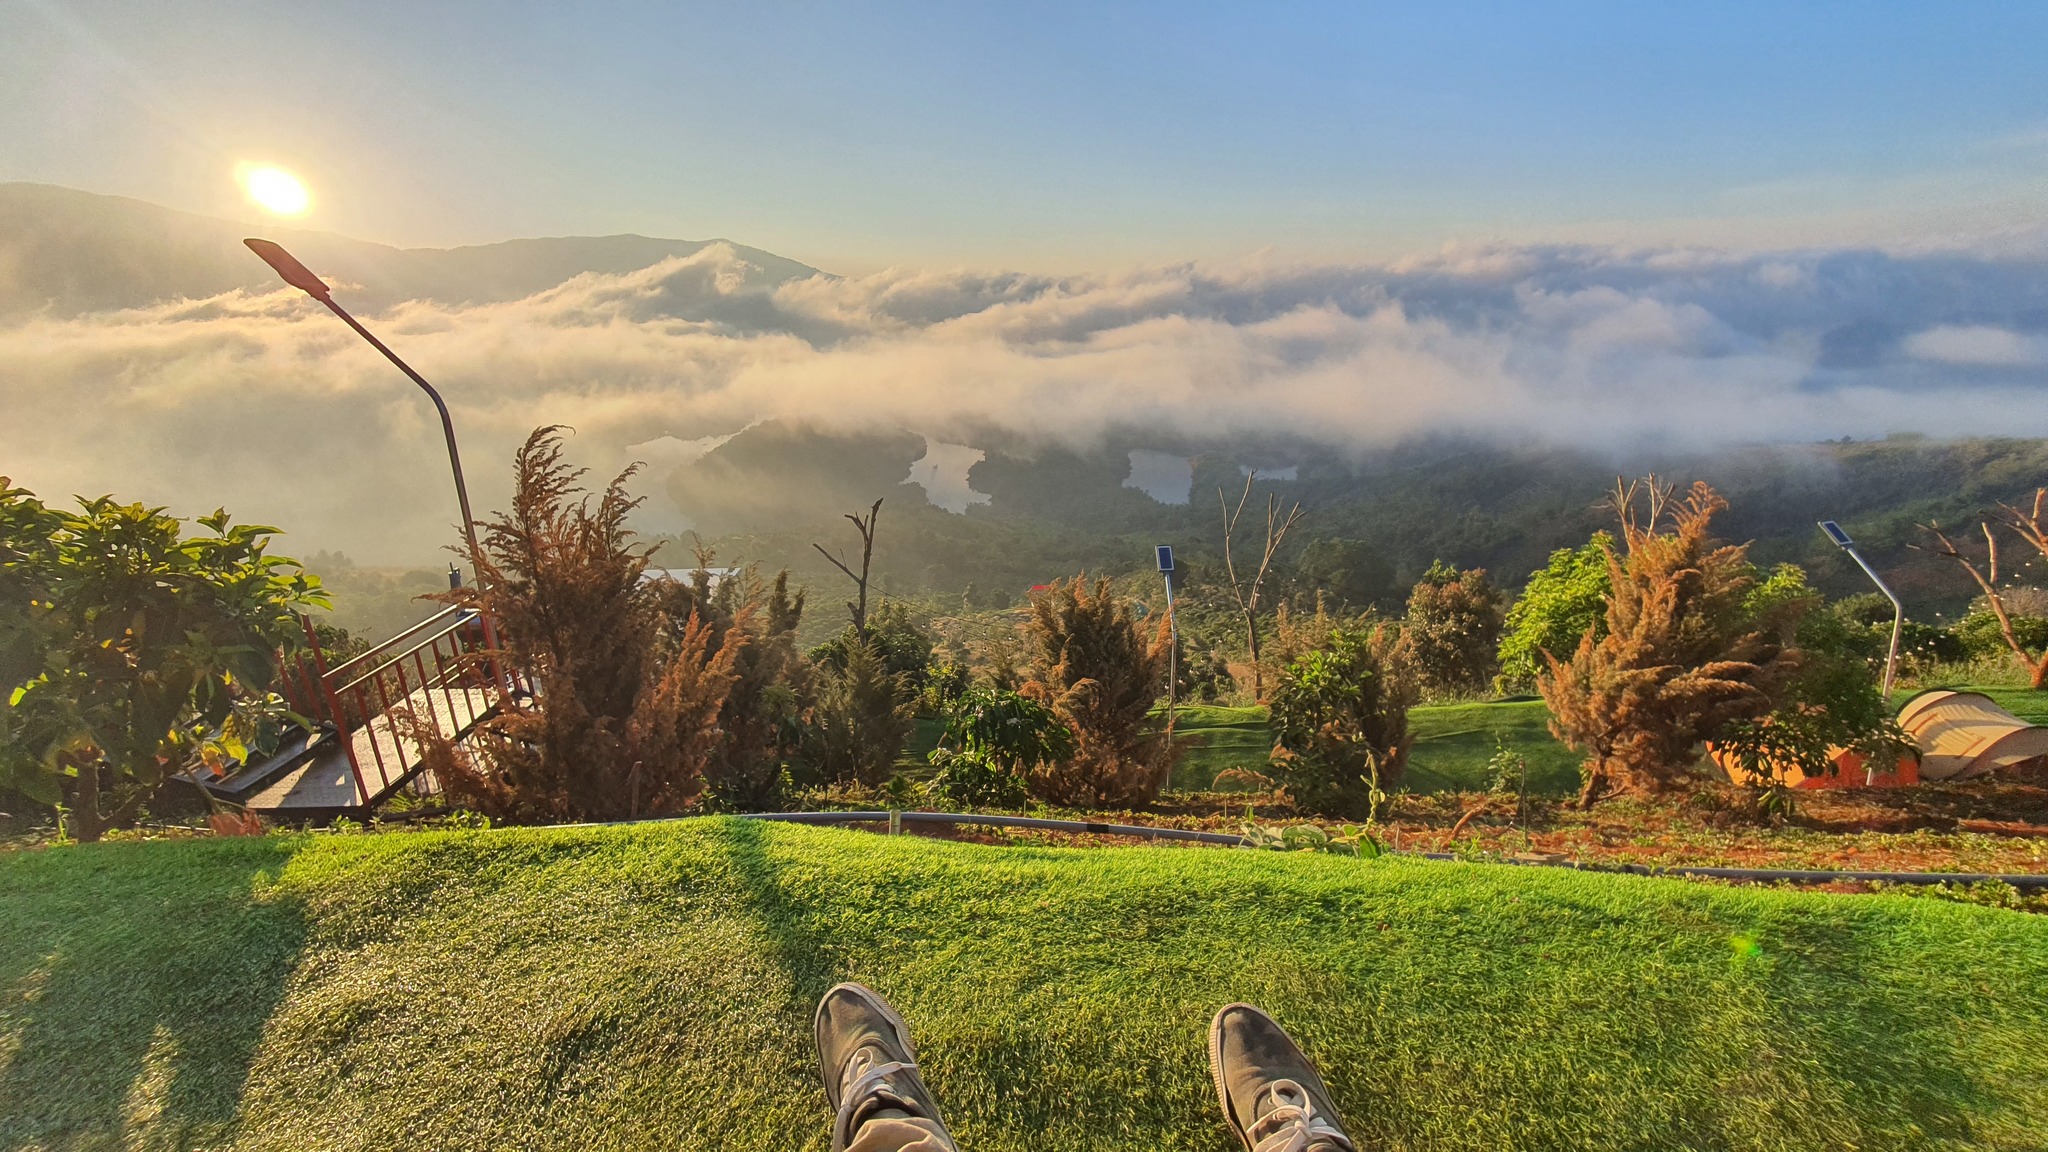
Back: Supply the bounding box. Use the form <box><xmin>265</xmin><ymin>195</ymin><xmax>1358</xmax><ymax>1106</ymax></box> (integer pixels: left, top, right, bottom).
<box><xmin>6</xmin><ymin>821</ymin><xmax>2047</xmax><ymax>1150</ymax></box>
<box><xmin>1170</xmin><ymin>699</ymin><xmax>1579</xmax><ymax>795</ymax></box>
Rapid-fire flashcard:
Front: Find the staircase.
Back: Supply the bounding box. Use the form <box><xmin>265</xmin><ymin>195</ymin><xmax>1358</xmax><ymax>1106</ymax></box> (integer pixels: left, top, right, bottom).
<box><xmin>199</xmin><ymin>606</ymin><xmax>517</xmax><ymax>821</ymax></box>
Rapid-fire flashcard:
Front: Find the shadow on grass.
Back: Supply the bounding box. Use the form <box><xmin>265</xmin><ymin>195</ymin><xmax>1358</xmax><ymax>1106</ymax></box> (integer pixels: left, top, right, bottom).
<box><xmin>0</xmin><ymin>837</ymin><xmax>309</xmax><ymax>1150</ymax></box>
<box><xmin>705</xmin><ymin>818</ymin><xmax>843</xmax><ymax>1012</ymax></box>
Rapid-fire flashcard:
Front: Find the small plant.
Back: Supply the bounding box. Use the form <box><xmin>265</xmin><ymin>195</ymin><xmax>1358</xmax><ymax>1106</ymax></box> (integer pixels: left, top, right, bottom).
<box><xmin>1885</xmin><ymin>878</ymin><xmax>2048</xmax><ymax>914</ymax></box>
<box><xmin>879</xmin><ymin>772</ymin><xmax>920</xmax><ymax>808</ymax></box>
<box><xmin>1753</xmin><ymin>780</ymin><xmax>1797</xmax><ymax>824</ymax></box>
<box><xmin>1267</xmin><ymin>624</ymin><xmax>1415</xmax><ymax>819</ymax></box>
<box><xmin>1485</xmin><ymin>736</ymin><xmax>1529</xmax><ymax>827</ymax></box>
<box><xmin>1239</xmin><ymin>820</ymin><xmax>1384</xmax><ymax>858</ymax></box>
<box><xmin>927</xmin><ymin>686</ymin><xmax>1074</xmax><ymax>808</ymax></box>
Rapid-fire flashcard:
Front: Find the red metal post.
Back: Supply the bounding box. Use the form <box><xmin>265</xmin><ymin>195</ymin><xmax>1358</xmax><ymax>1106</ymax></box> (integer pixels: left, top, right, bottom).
<box><xmin>369</xmin><ymin>672</ymin><xmax>397</xmax><ymax>796</ymax></box>
<box><xmin>299</xmin><ymin>614</ymin><xmax>369</xmax><ymax>805</ymax></box>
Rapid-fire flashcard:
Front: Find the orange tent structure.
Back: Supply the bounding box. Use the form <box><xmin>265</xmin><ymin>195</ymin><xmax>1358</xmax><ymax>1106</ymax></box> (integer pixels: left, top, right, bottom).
<box><xmin>1711</xmin><ymin>690</ymin><xmax>2048</xmax><ymax>789</ymax></box>
<box><xmin>1894</xmin><ymin>690</ymin><xmax>2048</xmax><ymax>780</ymax></box>
<box><xmin>1711</xmin><ymin>743</ymin><xmax>1918</xmax><ymax>790</ymax></box>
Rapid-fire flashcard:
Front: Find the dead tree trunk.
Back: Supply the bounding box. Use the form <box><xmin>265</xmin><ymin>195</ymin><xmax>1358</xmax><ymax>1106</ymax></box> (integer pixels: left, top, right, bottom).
<box><xmin>1220</xmin><ymin>471</ymin><xmax>1304</xmax><ymax>699</ymax></box>
<box><xmin>814</xmin><ymin>498</ymin><xmax>883</xmax><ymax>640</ymax></box>
<box><xmin>1917</xmin><ymin>519</ymin><xmax>2048</xmax><ymax>688</ymax></box>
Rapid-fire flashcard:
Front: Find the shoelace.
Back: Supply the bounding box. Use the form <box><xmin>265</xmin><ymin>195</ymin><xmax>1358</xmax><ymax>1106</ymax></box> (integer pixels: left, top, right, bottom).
<box><xmin>1244</xmin><ymin>1078</ymin><xmax>1353</xmax><ymax>1152</ymax></box>
<box><xmin>832</xmin><ymin>1048</ymin><xmax>947</xmax><ymax>1150</ymax></box>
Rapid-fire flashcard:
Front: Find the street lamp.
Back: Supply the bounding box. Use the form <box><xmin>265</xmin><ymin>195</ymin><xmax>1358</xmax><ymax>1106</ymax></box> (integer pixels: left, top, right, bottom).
<box><xmin>1156</xmin><ymin>544</ymin><xmax>1179</xmax><ymax>745</ymax></box>
<box><xmin>1819</xmin><ymin>520</ymin><xmax>1903</xmax><ymax>697</ymax></box>
<box><xmin>243</xmin><ymin>238</ymin><xmax>484</xmax><ymax>580</ymax></box>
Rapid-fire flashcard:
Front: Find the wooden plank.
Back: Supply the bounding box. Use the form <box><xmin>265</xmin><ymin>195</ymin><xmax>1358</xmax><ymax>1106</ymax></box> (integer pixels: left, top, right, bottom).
<box><xmin>251</xmin><ymin>685</ymin><xmax>495</xmax><ymax>812</ymax></box>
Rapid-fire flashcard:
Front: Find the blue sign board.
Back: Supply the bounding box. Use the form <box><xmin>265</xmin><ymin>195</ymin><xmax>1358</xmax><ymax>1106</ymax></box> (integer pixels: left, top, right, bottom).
<box><xmin>1155</xmin><ymin>545</ymin><xmax>1175</xmax><ymax>572</ymax></box>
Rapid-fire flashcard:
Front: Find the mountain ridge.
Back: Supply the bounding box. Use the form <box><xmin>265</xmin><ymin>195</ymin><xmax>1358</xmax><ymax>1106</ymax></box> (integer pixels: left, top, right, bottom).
<box><xmin>0</xmin><ymin>182</ymin><xmax>824</xmax><ymax>316</ymax></box>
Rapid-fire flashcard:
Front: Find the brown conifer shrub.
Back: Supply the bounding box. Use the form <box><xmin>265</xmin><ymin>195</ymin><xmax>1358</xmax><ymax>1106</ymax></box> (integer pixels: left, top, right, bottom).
<box><xmin>1020</xmin><ymin>575</ymin><xmax>1172</xmax><ymax>806</ymax></box>
<box><xmin>656</xmin><ymin>564</ymin><xmax>810</xmax><ymax>811</ymax></box>
<box><xmin>424</xmin><ymin>427</ymin><xmax>742</xmax><ymax>822</ymax></box>
<box><xmin>1538</xmin><ymin>479</ymin><xmax>1800</xmax><ymax>806</ymax></box>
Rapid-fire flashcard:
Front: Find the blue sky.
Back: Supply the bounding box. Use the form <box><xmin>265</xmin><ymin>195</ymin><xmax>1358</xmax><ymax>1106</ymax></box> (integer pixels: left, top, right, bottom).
<box><xmin>5</xmin><ymin>0</ymin><xmax>2047</xmax><ymax>269</ymax></box>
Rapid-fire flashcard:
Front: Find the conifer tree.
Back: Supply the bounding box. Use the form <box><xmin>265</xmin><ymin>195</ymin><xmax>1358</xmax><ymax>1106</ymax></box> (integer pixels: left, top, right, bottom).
<box><xmin>426</xmin><ymin>427</ymin><xmax>742</xmax><ymax>822</ymax></box>
<box><xmin>1539</xmin><ymin>479</ymin><xmax>1799</xmax><ymax>806</ymax></box>
<box><xmin>1020</xmin><ymin>575</ymin><xmax>1172</xmax><ymax>806</ymax></box>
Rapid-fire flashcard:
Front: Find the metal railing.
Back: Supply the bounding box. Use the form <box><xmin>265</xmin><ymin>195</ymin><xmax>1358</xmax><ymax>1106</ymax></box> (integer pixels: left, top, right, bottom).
<box><xmin>280</xmin><ymin>606</ymin><xmax>515</xmax><ymax>807</ymax></box>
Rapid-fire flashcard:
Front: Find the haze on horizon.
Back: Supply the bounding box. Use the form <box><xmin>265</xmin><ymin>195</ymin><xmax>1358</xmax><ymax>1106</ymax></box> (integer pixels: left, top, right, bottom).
<box><xmin>6</xmin><ymin>0</ymin><xmax>2048</xmax><ymax>271</ymax></box>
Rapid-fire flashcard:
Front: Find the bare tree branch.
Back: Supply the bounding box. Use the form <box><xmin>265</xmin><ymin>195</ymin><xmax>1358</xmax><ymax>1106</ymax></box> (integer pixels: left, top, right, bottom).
<box><xmin>1914</xmin><ymin>518</ymin><xmax>2048</xmax><ymax>687</ymax></box>
<box><xmin>1219</xmin><ymin>469</ymin><xmax>1305</xmax><ymax>699</ymax></box>
<box><xmin>814</xmin><ymin>497</ymin><xmax>883</xmax><ymax>639</ymax></box>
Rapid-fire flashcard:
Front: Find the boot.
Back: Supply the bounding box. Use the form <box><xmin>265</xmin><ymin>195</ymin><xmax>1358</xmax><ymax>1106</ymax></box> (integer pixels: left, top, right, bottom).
<box><xmin>1209</xmin><ymin>1003</ymin><xmax>1356</xmax><ymax>1152</ymax></box>
<box><xmin>815</xmin><ymin>983</ymin><xmax>958</xmax><ymax>1152</ymax></box>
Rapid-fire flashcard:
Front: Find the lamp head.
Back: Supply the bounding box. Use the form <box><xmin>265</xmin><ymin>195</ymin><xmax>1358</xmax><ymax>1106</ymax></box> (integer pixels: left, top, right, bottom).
<box><xmin>1819</xmin><ymin>520</ymin><xmax>1855</xmax><ymax>550</ymax></box>
<box><xmin>243</xmin><ymin>238</ymin><xmax>330</xmax><ymax>300</ymax></box>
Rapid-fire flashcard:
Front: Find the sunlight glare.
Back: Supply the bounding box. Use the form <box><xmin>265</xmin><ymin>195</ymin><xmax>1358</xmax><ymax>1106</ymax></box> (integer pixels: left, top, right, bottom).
<box><xmin>239</xmin><ymin>164</ymin><xmax>310</xmax><ymax>216</ymax></box>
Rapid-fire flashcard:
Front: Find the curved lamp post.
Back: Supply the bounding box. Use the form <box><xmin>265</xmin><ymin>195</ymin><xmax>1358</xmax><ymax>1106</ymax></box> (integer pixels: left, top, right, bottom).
<box><xmin>1819</xmin><ymin>519</ymin><xmax>1903</xmax><ymax>697</ymax></box>
<box><xmin>243</xmin><ymin>238</ymin><xmax>483</xmax><ymax>580</ymax></box>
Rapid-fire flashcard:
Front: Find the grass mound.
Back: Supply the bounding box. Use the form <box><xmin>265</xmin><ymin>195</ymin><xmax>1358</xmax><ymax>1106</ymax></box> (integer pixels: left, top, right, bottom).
<box><xmin>5</xmin><ymin>821</ymin><xmax>2047</xmax><ymax>1150</ymax></box>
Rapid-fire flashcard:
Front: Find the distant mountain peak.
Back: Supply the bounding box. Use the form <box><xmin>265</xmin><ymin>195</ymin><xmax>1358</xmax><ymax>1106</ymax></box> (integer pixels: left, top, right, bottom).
<box><xmin>0</xmin><ymin>182</ymin><xmax>824</xmax><ymax>317</ymax></box>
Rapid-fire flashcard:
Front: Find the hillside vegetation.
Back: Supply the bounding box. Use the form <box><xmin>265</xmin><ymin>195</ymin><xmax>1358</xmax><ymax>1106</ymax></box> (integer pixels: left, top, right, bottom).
<box><xmin>5</xmin><ymin>821</ymin><xmax>2046</xmax><ymax>1151</ymax></box>
<box><xmin>663</xmin><ymin>426</ymin><xmax>2048</xmax><ymax>614</ymax></box>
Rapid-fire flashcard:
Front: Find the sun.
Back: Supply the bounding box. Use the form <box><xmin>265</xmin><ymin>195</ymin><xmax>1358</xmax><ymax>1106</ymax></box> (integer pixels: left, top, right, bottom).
<box><xmin>239</xmin><ymin>164</ymin><xmax>310</xmax><ymax>216</ymax></box>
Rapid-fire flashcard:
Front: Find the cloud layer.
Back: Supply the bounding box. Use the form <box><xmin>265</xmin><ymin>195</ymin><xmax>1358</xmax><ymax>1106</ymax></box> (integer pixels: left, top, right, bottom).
<box><xmin>4</xmin><ymin>240</ymin><xmax>2047</xmax><ymax>561</ymax></box>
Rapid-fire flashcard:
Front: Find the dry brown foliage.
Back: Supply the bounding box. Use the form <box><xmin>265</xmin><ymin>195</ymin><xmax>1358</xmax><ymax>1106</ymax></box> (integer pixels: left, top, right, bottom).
<box><xmin>423</xmin><ymin>427</ymin><xmax>742</xmax><ymax>822</ymax></box>
<box><xmin>1539</xmin><ymin>478</ymin><xmax>1799</xmax><ymax>807</ymax></box>
<box><xmin>652</xmin><ymin>563</ymin><xmax>810</xmax><ymax>810</ymax></box>
<box><xmin>1020</xmin><ymin>575</ymin><xmax>1173</xmax><ymax>806</ymax></box>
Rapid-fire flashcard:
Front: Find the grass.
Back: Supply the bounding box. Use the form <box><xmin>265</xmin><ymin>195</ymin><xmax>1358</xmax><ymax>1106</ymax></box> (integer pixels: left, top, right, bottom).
<box><xmin>1906</xmin><ymin>685</ymin><xmax>2048</xmax><ymax>726</ymax></box>
<box><xmin>1169</xmin><ymin>699</ymin><xmax>1577</xmax><ymax>795</ymax></box>
<box><xmin>1176</xmin><ymin>684</ymin><xmax>2048</xmax><ymax>799</ymax></box>
<box><xmin>6</xmin><ymin>821</ymin><xmax>2048</xmax><ymax>1151</ymax></box>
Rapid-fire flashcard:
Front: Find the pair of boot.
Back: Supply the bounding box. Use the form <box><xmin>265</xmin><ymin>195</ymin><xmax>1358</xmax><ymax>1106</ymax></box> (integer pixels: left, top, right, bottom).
<box><xmin>816</xmin><ymin>983</ymin><xmax>1354</xmax><ymax>1152</ymax></box>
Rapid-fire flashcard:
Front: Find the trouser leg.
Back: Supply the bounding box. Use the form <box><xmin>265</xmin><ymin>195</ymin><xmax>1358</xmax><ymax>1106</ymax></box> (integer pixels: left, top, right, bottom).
<box><xmin>844</xmin><ymin>1115</ymin><xmax>956</xmax><ymax>1152</ymax></box>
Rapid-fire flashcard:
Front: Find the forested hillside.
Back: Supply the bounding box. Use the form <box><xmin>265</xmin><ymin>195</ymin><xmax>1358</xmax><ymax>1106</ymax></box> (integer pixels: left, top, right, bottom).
<box><xmin>661</xmin><ymin>423</ymin><xmax>2048</xmax><ymax>620</ymax></box>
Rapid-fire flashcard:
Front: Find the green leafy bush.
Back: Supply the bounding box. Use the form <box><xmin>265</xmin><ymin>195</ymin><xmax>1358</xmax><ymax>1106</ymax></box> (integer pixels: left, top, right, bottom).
<box><xmin>927</xmin><ymin>686</ymin><xmax>1073</xmax><ymax>807</ymax></box>
<box><xmin>1402</xmin><ymin>560</ymin><xmax>1503</xmax><ymax>698</ymax></box>
<box><xmin>2</xmin><ymin>479</ymin><xmax>325</xmax><ymax>840</ymax></box>
<box><xmin>1716</xmin><ymin>566</ymin><xmax>1915</xmax><ymax>787</ymax></box>
<box><xmin>1267</xmin><ymin>625</ymin><xmax>1415</xmax><ymax>819</ymax></box>
<box><xmin>1953</xmin><ymin>609</ymin><xmax>2048</xmax><ymax>661</ymax></box>
<box><xmin>1496</xmin><ymin>534</ymin><xmax>1613</xmax><ymax>691</ymax></box>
